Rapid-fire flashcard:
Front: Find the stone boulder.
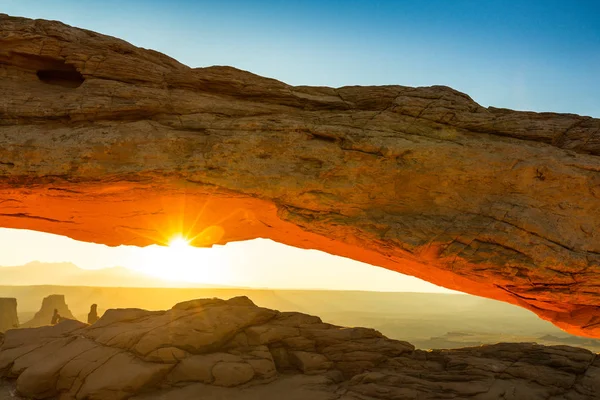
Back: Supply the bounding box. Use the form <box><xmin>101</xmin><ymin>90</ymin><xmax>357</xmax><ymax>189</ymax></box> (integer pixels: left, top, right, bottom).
<box><xmin>21</xmin><ymin>295</ymin><xmax>76</xmax><ymax>328</ymax></box>
<box><xmin>0</xmin><ymin>297</ymin><xmax>598</xmax><ymax>399</ymax></box>
<box><xmin>0</xmin><ymin>299</ymin><xmax>18</xmax><ymax>333</ymax></box>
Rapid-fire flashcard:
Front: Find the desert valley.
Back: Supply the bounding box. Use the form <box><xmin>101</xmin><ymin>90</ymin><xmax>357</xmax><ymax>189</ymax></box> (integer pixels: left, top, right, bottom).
<box><xmin>2</xmin><ymin>263</ymin><xmax>600</xmax><ymax>353</ymax></box>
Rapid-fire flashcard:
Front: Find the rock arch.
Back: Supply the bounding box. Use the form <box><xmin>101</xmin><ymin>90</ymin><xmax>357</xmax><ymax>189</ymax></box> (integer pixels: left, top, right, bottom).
<box><xmin>1</xmin><ymin>15</ymin><xmax>599</xmax><ymax>337</ymax></box>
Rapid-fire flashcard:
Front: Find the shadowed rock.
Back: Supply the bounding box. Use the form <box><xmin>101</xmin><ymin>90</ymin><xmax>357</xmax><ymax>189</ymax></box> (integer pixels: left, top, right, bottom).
<box><xmin>0</xmin><ymin>14</ymin><xmax>599</xmax><ymax>337</ymax></box>
<box><xmin>0</xmin><ymin>297</ymin><xmax>598</xmax><ymax>399</ymax></box>
<box><xmin>0</xmin><ymin>299</ymin><xmax>18</xmax><ymax>333</ymax></box>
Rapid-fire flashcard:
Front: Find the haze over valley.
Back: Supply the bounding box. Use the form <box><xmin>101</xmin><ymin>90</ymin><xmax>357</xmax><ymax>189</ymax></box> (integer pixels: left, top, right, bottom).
<box><xmin>2</xmin><ymin>261</ymin><xmax>600</xmax><ymax>354</ymax></box>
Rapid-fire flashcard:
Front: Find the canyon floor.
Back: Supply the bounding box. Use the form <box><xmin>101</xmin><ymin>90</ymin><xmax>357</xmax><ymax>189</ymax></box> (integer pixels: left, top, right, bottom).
<box><xmin>1</xmin><ymin>296</ymin><xmax>599</xmax><ymax>400</ymax></box>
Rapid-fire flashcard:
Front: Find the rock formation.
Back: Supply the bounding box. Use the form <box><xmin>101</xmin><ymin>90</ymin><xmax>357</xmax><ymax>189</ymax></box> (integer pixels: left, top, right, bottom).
<box><xmin>0</xmin><ymin>299</ymin><xmax>18</xmax><ymax>333</ymax></box>
<box><xmin>0</xmin><ymin>297</ymin><xmax>598</xmax><ymax>400</ymax></box>
<box><xmin>21</xmin><ymin>295</ymin><xmax>76</xmax><ymax>328</ymax></box>
<box><xmin>0</xmin><ymin>15</ymin><xmax>599</xmax><ymax>336</ymax></box>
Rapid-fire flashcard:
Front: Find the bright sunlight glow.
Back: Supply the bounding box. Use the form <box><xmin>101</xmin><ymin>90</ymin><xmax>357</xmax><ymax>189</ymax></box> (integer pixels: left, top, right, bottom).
<box><xmin>0</xmin><ymin>228</ymin><xmax>458</xmax><ymax>292</ymax></box>
<box><xmin>117</xmin><ymin>234</ymin><xmax>233</xmax><ymax>285</ymax></box>
<box><xmin>169</xmin><ymin>236</ymin><xmax>191</xmax><ymax>249</ymax></box>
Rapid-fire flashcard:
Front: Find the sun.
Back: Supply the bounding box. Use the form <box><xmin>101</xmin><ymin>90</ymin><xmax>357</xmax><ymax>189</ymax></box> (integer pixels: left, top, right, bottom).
<box><xmin>169</xmin><ymin>235</ymin><xmax>191</xmax><ymax>249</ymax></box>
<box><xmin>122</xmin><ymin>233</ymin><xmax>232</xmax><ymax>286</ymax></box>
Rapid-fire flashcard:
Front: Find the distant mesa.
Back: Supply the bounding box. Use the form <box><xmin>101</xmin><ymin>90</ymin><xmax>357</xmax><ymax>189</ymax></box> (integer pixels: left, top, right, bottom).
<box><xmin>445</xmin><ymin>331</ymin><xmax>472</xmax><ymax>337</ymax></box>
<box><xmin>0</xmin><ymin>298</ymin><xmax>18</xmax><ymax>333</ymax></box>
<box><xmin>21</xmin><ymin>294</ymin><xmax>76</xmax><ymax>328</ymax></box>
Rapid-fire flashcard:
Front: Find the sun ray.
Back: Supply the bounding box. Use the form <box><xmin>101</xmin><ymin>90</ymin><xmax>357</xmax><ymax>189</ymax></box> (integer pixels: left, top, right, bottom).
<box><xmin>184</xmin><ymin>198</ymin><xmax>211</xmax><ymax>240</ymax></box>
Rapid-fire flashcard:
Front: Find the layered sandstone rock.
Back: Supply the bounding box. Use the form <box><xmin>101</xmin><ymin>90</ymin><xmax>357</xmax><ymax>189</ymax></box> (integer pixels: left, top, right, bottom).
<box><xmin>0</xmin><ymin>15</ymin><xmax>599</xmax><ymax>336</ymax></box>
<box><xmin>0</xmin><ymin>299</ymin><xmax>18</xmax><ymax>333</ymax></box>
<box><xmin>21</xmin><ymin>295</ymin><xmax>76</xmax><ymax>328</ymax></box>
<box><xmin>0</xmin><ymin>297</ymin><xmax>598</xmax><ymax>400</ymax></box>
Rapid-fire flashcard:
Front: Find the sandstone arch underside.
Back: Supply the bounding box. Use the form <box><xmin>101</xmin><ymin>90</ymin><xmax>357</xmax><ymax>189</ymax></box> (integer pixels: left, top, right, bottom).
<box><xmin>1</xmin><ymin>15</ymin><xmax>599</xmax><ymax>337</ymax></box>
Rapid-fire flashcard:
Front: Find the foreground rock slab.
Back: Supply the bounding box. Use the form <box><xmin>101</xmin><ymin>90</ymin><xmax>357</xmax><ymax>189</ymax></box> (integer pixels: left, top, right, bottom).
<box><xmin>0</xmin><ymin>297</ymin><xmax>599</xmax><ymax>400</ymax></box>
<box><xmin>0</xmin><ymin>15</ymin><xmax>599</xmax><ymax>336</ymax></box>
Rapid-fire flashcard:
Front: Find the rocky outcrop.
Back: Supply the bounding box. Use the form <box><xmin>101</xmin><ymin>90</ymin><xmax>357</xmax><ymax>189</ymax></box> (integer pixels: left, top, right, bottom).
<box><xmin>0</xmin><ymin>299</ymin><xmax>18</xmax><ymax>333</ymax></box>
<box><xmin>21</xmin><ymin>295</ymin><xmax>76</xmax><ymax>328</ymax></box>
<box><xmin>0</xmin><ymin>15</ymin><xmax>599</xmax><ymax>337</ymax></box>
<box><xmin>0</xmin><ymin>297</ymin><xmax>598</xmax><ymax>400</ymax></box>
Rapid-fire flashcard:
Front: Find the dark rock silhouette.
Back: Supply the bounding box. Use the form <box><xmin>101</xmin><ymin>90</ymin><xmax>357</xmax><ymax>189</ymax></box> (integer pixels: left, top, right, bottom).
<box><xmin>0</xmin><ymin>299</ymin><xmax>18</xmax><ymax>333</ymax></box>
<box><xmin>50</xmin><ymin>309</ymin><xmax>61</xmax><ymax>325</ymax></box>
<box><xmin>0</xmin><ymin>297</ymin><xmax>598</xmax><ymax>399</ymax></box>
<box><xmin>21</xmin><ymin>295</ymin><xmax>76</xmax><ymax>328</ymax></box>
<box><xmin>87</xmin><ymin>304</ymin><xmax>99</xmax><ymax>325</ymax></box>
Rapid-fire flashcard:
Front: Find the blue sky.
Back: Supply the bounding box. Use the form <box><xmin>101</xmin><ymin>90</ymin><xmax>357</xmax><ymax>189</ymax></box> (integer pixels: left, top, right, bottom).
<box><xmin>2</xmin><ymin>0</ymin><xmax>599</xmax><ymax>116</ymax></box>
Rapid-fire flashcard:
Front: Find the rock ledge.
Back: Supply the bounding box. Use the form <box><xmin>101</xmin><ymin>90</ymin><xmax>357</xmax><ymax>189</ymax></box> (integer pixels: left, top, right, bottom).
<box><xmin>0</xmin><ymin>297</ymin><xmax>599</xmax><ymax>399</ymax></box>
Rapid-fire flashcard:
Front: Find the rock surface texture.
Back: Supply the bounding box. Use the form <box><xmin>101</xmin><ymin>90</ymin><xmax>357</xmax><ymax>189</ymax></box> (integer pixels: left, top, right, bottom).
<box><xmin>0</xmin><ymin>299</ymin><xmax>18</xmax><ymax>333</ymax></box>
<box><xmin>0</xmin><ymin>297</ymin><xmax>599</xmax><ymax>400</ymax></box>
<box><xmin>0</xmin><ymin>15</ymin><xmax>600</xmax><ymax>336</ymax></box>
<box><xmin>21</xmin><ymin>295</ymin><xmax>76</xmax><ymax>328</ymax></box>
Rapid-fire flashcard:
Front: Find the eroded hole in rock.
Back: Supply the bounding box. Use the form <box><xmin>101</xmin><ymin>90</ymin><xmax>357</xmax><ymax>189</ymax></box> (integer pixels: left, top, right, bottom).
<box><xmin>1</xmin><ymin>52</ymin><xmax>86</xmax><ymax>88</ymax></box>
<box><xmin>36</xmin><ymin>66</ymin><xmax>84</xmax><ymax>88</ymax></box>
